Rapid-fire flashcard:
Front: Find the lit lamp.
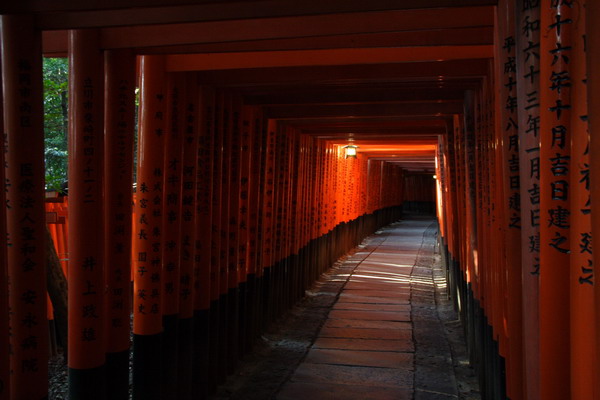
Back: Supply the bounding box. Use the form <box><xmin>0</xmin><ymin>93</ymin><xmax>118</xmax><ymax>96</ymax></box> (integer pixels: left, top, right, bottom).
<box><xmin>343</xmin><ymin>145</ymin><xmax>358</xmax><ymax>158</ymax></box>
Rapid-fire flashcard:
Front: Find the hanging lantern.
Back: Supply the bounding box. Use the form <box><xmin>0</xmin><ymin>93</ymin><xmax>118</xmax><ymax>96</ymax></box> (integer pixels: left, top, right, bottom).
<box><xmin>343</xmin><ymin>145</ymin><xmax>358</xmax><ymax>158</ymax></box>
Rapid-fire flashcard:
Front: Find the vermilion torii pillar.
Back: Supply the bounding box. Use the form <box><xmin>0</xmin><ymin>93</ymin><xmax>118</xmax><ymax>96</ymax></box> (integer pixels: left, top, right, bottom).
<box><xmin>0</xmin><ymin>50</ymin><xmax>8</xmax><ymax>400</ymax></box>
<box><xmin>132</xmin><ymin>55</ymin><xmax>167</xmax><ymax>400</ymax></box>
<box><xmin>192</xmin><ymin>86</ymin><xmax>214</xmax><ymax>399</ymax></box>
<box><xmin>1</xmin><ymin>14</ymin><xmax>48</xmax><ymax>400</ymax></box>
<box><xmin>177</xmin><ymin>72</ymin><xmax>199</xmax><ymax>400</ymax></box>
<box><xmin>589</xmin><ymin>1</ymin><xmax>600</xmax><ymax>398</ymax></box>
<box><xmin>515</xmin><ymin>1</ymin><xmax>542</xmax><ymax>398</ymax></box>
<box><xmin>104</xmin><ymin>48</ymin><xmax>136</xmax><ymax>400</ymax></box>
<box><xmin>161</xmin><ymin>72</ymin><xmax>184</xmax><ymax>400</ymax></box>
<box><xmin>568</xmin><ymin>3</ymin><xmax>593</xmax><ymax>399</ymax></box>
<box><xmin>68</xmin><ymin>29</ymin><xmax>106</xmax><ymax>399</ymax></box>
<box><xmin>539</xmin><ymin>3</ymin><xmax>573</xmax><ymax>399</ymax></box>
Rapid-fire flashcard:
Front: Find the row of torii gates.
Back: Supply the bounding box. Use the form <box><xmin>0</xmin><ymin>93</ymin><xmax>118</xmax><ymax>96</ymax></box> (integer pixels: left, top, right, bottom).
<box><xmin>1</xmin><ymin>1</ymin><xmax>600</xmax><ymax>399</ymax></box>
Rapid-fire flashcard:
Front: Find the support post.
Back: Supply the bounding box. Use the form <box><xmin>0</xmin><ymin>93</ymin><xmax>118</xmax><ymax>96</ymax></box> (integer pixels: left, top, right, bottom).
<box><xmin>68</xmin><ymin>28</ymin><xmax>106</xmax><ymax>399</ymax></box>
<box><xmin>104</xmin><ymin>48</ymin><xmax>136</xmax><ymax>400</ymax></box>
<box><xmin>132</xmin><ymin>55</ymin><xmax>166</xmax><ymax>400</ymax></box>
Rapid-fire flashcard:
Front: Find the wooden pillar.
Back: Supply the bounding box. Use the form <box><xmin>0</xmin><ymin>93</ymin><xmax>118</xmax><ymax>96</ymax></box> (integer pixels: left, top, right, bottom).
<box><xmin>226</xmin><ymin>96</ymin><xmax>242</xmax><ymax>373</ymax></box>
<box><xmin>2</xmin><ymin>15</ymin><xmax>48</xmax><ymax>400</ymax></box>
<box><xmin>131</xmin><ymin>55</ymin><xmax>166</xmax><ymax>400</ymax></box>
<box><xmin>104</xmin><ymin>48</ymin><xmax>136</xmax><ymax>400</ymax></box>
<box><xmin>539</xmin><ymin>3</ymin><xmax>572</xmax><ymax>399</ymax></box>
<box><xmin>177</xmin><ymin>72</ymin><xmax>199</xmax><ymax>400</ymax></box>
<box><xmin>217</xmin><ymin>94</ymin><xmax>232</xmax><ymax>381</ymax></box>
<box><xmin>208</xmin><ymin>92</ymin><xmax>223</xmax><ymax>388</ymax></box>
<box><xmin>246</xmin><ymin>109</ymin><xmax>264</xmax><ymax>347</ymax></box>
<box><xmin>161</xmin><ymin>72</ymin><xmax>185</xmax><ymax>399</ymax></box>
<box><xmin>238</xmin><ymin>105</ymin><xmax>255</xmax><ymax>357</ymax></box>
<box><xmin>68</xmin><ymin>29</ymin><xmax>106</xmax><ymax>399</ymax></box>
<box><xmin>0</xmin><ymin>47</ymin><xmax>8</xmax><ymax>400</ymax></box>
<box><xmin>495</xmin><ymin>2</ymin><xmax>523</xmax><ymax>397</ymax></box>
<box><xmin>192</xmin><ymin>86</ymin><xmax>214</xmax><ymax>399</ymax></box>
<box><xmin>589</xmin><ymin>1</ymin><xmax>600</xmax><ymax>399</ymax></box>
<box><xmin>568</xmin><ymin>2</ymin><xmax>593</xmax><ymax>399</ymax></box>
<box><xmin>260</xmin><ymin>120</ymin><xmax>277</xmax><ymax>324</ymax></box>
<box><xmin>515</xmin><ymin>1</ymin><xmax>541</xmax><ymax>398</ymax></box>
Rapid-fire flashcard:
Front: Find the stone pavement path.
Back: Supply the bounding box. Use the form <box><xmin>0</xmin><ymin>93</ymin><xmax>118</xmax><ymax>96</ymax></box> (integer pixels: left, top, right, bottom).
<box><xmin>277</xmin><ymin>219</ymin><xmax>436</xmax><ymax>400</ymax></box>
<box><xmin>212</xmin><ymin>218</ymin><xmax>479</xmax><ymax>400</ymax></box>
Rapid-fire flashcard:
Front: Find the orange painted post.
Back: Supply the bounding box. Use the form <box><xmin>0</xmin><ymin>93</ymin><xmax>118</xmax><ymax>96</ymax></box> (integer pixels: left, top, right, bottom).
<box><xmin>253</xmin><ymin>116</ymin><xmax>269</xmax><ymax>333</ymax></box>
<box><xmin>589</xmin><ymin>2</ymin><xmax>600</xmax><ymax>399</ymax></box>
<box><xmin>270</xmin><ymin>129</ymin><xmax>284</xmax><ymax>318</ymax></box>
<box><xmin>279</xmin><ymin>130</ymin><xmax>291</xmax><ymax>311</ymax></box>
<box><xmin>2</xmin><ymin>16</ymin><xmax>48</xmax><ymax>400</ymax></box>
<box><xmin>515</xmin><ymin>1</ymin><xmax>542</xmax><ymax>398</ymax></box>
<box><xmin>217</xmin><ymin>93</ymin><xmax>232</xmax><ymax>381</ymax></box>
<box><xmin>568</xmin><ymin>4</ymin><xmax>593</xmax><ymax>399</ymax></box>
<box><xmin>245</xmin><ymin>109</ymin><xmax>263</xmax><ymax>348</ymax></box>
<box><xmin>495</xmin><ymin>1</ymin><xmax>523</xmax><ymax>396</ymax></box>
<box><xmin>226</xmin><ymin>95</ymin><xmax>242</xmax><ymax>372</ymax></box>
<box><xmin>68</xmin><ymin>29</ymin><xmax>107</xmax><ymax>399</ymax></box>
<box><xmin>539</xmin><ymin>2</ymin><xmax>572</xmax><ymax>399</ymax></box>
<box><xmin>161</xmin><ymin>72</ymin><xmax>184</xmax><ymax>398</ymax></box>
<box><xmin>177</xmin><ymin>72</ymin><xmax>199</xmax><ymax>400</ymax></box>
<box><xmin>290</xmin><ymin>131</ymin><xmax>303</xmax><ymax>305</ymax></box>
<box><xmin>193</xmin><ymin>86</ymin><xmax>214</xmax><ymax>398</ymax></box>
<box><xmin>260</xmin><ymin>120</ymin><xmax>277</xmax><ymax>326</ymax></box>
<box><xmin>131</xmin><ymin>55</ymin><xmax>167</xmax><ymax>400</ymax></box>
<box><xmin>300</xmin><ymin>135</ymin><xmax>312</xmax><ymax>290</ymax></box>
<box><xmin>208</xmin><ymin>92</ymin><xmax>223</xmax><ymax>389</ymax></box>
<box><xmin>238</xmin><ymin>105</ymin><xmax>255</xmax><ymax>357</ymax></box>
<box><xmin>103</xmin><ymin>48</ymin><xmax>136</xmax><ymax>400</ymax></box>
<box><xmin>0</xmin><ymin>49</ymin><xmax>8</xmax><ymax>400</ymax></box>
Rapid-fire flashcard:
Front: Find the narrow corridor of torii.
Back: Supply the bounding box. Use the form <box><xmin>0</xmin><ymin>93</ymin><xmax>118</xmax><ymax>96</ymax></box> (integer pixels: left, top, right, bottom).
<box><xmin>0</xmin><ymin>1</ymin><xmax>600</xmax><ymax>399</ymax></box>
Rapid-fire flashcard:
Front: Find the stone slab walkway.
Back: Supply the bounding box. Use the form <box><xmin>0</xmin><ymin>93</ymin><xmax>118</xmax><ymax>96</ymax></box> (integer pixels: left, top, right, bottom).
<box><xmin>212</xmin><ymin>218</ymin><xmax>480</xmax><ymax>400</ymax></box>
<box><xmin>277</xmin><ymin>219</ymin><xmax>431</xmax><ymax>400</ymax></box>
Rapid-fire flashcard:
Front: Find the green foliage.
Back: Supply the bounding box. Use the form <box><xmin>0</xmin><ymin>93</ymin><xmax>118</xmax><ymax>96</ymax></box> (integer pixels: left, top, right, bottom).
<box><xmin>43</xmin><ymin>58</ymin><xmax>69</xmax><ymax>191</ymax></box>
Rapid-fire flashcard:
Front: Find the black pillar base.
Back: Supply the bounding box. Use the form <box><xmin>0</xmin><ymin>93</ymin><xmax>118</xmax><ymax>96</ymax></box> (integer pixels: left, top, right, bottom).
<box><xmin>69</xmin><ymin>364</ymin><xmax>107</xmax><ymax>400</ymax></box>
<box><xmin>217</xmin><ymin>293</ymin><xmax>229</xmax><ymax>383</ymax></box>
<box><xmin>132</xmin><ymin>333</ymin><xmax>162</xmax><ymax>400</ymax></box>
<box><xmin>161</xmin><ymin>314</ymin><xmax>179</xmax><ymax>400</ymax></box>
<box><xmin>226</xmin><ymin>286</ymin><xmax>239</xmax><ymax>374</ymax></box>
<box><xmin>193</xmin><ymin>308</ymin><xmax>210</xmax><ymax>399</ymax></box>
<box><xmin>177</xmin><ymin>317</ymin><xmax>194</xmax><ymax>400</ymax></box>
<box><xmin>106</xmin><ymin>350</ymin><xmax>129</xmax><ymax>400</ymax></box>
<box><xmin>208</xmin><ymin>299</ymin><xmax>220</xmax><ymax>393</ymax></box>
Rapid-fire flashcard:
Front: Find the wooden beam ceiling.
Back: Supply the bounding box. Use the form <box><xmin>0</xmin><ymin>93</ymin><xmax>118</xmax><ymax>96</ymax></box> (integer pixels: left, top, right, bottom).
<box><xmin>18</xmin><ymin>0</ymin><xmax>495</xmax><ymax>164</ymax></box>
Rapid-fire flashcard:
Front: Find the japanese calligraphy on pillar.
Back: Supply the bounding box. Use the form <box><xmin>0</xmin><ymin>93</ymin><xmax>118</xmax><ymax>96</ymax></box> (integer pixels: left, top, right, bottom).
<box><xmin>68</xmin><ymin>29</ymin><xmax>107</xmax><ymax>372</ymax></box>
<box><xmin>239</xmin><ymin>107</ymin><xmax>254</xmax><ymax>280</ymax></box>
<box><xmin>568</xmin><ymin>2</ymin><xmax>591</xmax><ymax>286</ymax></box>
<box><xmin>517</xmin><ymin>0</ymin><xmax>542</xmax><ymax>275</ymax></box>
<box><xmin>228</xmin><ymin>100</ymin><xmax>241</xmax><ymax>289</ymax></box>
<box><xmin>568</xmin><ymin>3</ymin><xmax>593</xmax><ymax>399</ymax></box>
<box><xmin>133</xmin><ymin>56</ymin><xmax>166</xmax><ymax>335</ymax></box>
<box><xmin>194</xmin><ymin>87</ymin><xmax>214</xmax><ymax>312</ymax></box>
<box><xmin>516</xmin><ymin>0</ymin><xmax>541</xmax><ymax>275</ymax></box>
<box><xmin>261</xmin><ymin>121</ymin><xmax>276</xmax><ymax>270</ymax></box>
<box><xmin>209</xmin><ymin>95</ymin><xmax>223</xmax><ymax>302</ymax></box>
<box><xmin>1</xmin><ymin>16</ymin><xmax>48</xmax><ymax>397</ymax></box>
<box><xmin>538</xmin><ymin>3</ymin><xmax>574</xmax><ymax>398</ymax></box>
<box><xmin>179</xmin><ymin>74</ymin><xmax>198</xmax><ymax>319</ymax></box>
<box><xmin>247</xmin><ymin>112</ymin><xmax>263</xmax><ymax>276</ymax></box>
<box><xmin>515</xmin><ymin>2</ymin><xmax>542</xmax><ymax>397</ymax></box>
<box><xmin>104</xmin><ymin>50</ymin><xmax>135</xmax><ymax>352</ymax></box>
<box><xmin>219</xmin><ymin>96</ymin><xmax>231</xmax><ymax>296</ymax></box>
<box><xmin>542</xmin><ymin>2</ymin><xmax>572</xmax><ymax>257</ymax></box>
<box><xmin>502</xmin><ymin>25</ymin><xmax>522</xmax><ymax>231</ymax></box>
<box><xmin>162</xmin><ymin>74</ymin><xmax>184</xmax><ymax>316</ymax></box>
